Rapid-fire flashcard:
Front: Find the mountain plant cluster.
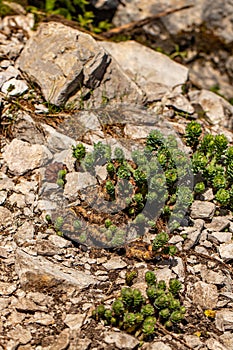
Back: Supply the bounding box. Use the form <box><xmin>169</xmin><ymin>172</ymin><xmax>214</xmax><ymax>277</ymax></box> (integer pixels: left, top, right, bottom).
<box><xmin>185</xmin><ymin>121</ymin><xmax>233</xmax><ymax>208</ymax></box>
<box><xmin>92</xmin><ymin>271</ymin><xmax>185</xmax><ymax>340</ymax></box>
<box><xmin>66</xmin><ymin>129</ymin><xmax>193</xmax><ymax>247</ymax></box>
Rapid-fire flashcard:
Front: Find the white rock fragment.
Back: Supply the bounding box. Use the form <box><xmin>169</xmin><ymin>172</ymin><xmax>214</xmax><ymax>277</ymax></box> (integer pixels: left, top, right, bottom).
<box><xmin>3</xmin><ymin>139</ymin><xmax>52</xmax><ymax>175</ymax></box>
<box><xmin>1</xmin><ymin>77</ymin><xmax>28</xmax><ymax>96</ymax></box>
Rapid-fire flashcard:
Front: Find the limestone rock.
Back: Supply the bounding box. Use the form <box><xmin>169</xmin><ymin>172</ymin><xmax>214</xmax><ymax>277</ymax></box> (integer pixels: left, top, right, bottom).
<box><xmin>63</xmin><ymin>172</ymin><xmax>97</xmax><ymax>200</ymax></box>
<box><xmin>190</xmin><ymin>200</ymin><xmax>216</xmax><ymax>219</ymax></box>
<box><xmin>218</xmin><ymin>243</ymin><xmax>233</xmax><ymax>261</ymax></box>
<box><xmin>1</xmin><ymin>78</ymin><xmax>28</xmax><ymax>96</ymax></box>
<box><xmin>15</xmin><ymin>249</ymin><xmax>96</xmax><ymax>291</ymax></box>
<box><xmin>192</xmin><ymin>281</ymin><xmax>218</xmax><ymax>308</ymax></box>
<box><xmin>0</xmin><ymin>207</ymin><xmax>13</xmax><ymax>229</ymax></box>
<box><xmin>189</xmin><ymin>89</ymin><xmax>233</xmax><ymax>127</ymax></box>
<box><xmin>101</xmin><ymin>40</ymin><xmax>188</xmax><ymax>101</ymax></box>
<box><xmin>3</xmin><ymin>139</ymin><xmax>52</xmax><ymax>175</ymax></box>
<box><xmin>142</xmin><ymin>342</ymin><xmax>172</xmax><ymax>350</ymax></box>
<box><xmin>103</xmin><ymin>256</ymin><xmax>127</xmax><ymax>270</ymax></box>
<box><xmin>215</xmin><ymin>310</ymin><xmax>233</xmax><ymax>331</ymax></box>
<box><xmin>104</xmin><ymin>331</ymin><xmax>140</xmax><ymax>349</ymax></box>
<box><xmin>17</xmin><ymin>22</ymin><xmax>144</xmax><ymax>108</ymax></box>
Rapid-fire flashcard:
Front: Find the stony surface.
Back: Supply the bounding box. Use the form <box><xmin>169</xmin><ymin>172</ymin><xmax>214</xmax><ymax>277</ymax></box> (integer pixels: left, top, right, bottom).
<box><xmin>0</xmin><ymin>7</ymin><xmax>233</xmax><ymax>350</ymax></box>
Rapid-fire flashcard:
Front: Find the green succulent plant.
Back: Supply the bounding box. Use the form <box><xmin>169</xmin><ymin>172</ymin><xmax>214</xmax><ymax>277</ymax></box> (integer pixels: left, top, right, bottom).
<box><xmin>125</xmin><ymin>270</ymin><xmax>138</xmax><ymax>286</ymax></box>
<box><xmin>93</xmin><ymin>272</ymin><xmax>185</xmax><ymax>340</ymax></box>
<box><xmin>145</xmin><ymin>271</ymin><xmax>157</xmax><ymax>286</ymax></box>
<box><xmin>72</xmin><ymin>143</ymin><xmax>86</xmax><ymax>161</ymax></box>
<box><xmin>185</xmin><ymin>121</ymin><xmax>202</xmax><ymax>149</ymax></box>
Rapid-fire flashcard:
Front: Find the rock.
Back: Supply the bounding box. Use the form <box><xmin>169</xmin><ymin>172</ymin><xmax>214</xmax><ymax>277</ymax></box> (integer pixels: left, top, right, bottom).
<box><xmin>0</xmin><ymin>66</ymin><xmax>20</xmax><ymax>87</ymax></box>
<box><xmin>183</xmin><ymin>335</ymin><xmax>203</xmax><ymax>349</ymax></box>
<box><xmin>189</xmin><ymin>89</ymin><xmax>233</xmax><ymax>127</ymax></box>
<box><xmin>73</xmin><ymin>338</ymin><xmax>92</xmax><ymax>350</ymax></box>
<box><xmin>200</xmin><ymin>266</ymin><xmax>225</xmax><ymax>285</ymax></box>
<box><xmin>183</xmin><ymin>229</ymin><xmax>202</xmax><ymax>250</ymax></box>
<box><xmin>192</xmin><ymin>281</ymin><xmax>218</xmax><ymax>308</ymax></box>
<box><xmin>15</xmin><ymin>249</ymin><xmax>96</xmax><ymax>290</ymax></box>
<box><xmin>17</xmin><ymin>22</ymin><xmax>108</xmax><ymax>105</ymax></box>
<box><xmin>0</xmin><ymin>190</ymin><xmax>7</xmax><ymax>205</ymax></box>
<box><xmin>29</xmin><ymin>312</ymin><xmax>55</xmax><ymax>326</ymax></box>
<box><xmin>208</xmin><ymin>231</ymin><xmax>232</xmax><ymax>244</ymax></box>
<box><xmin>101</xmin><ymin>40</ymin><xmax>188</xmax><ymax>101</ymax></box>
<box><xmin>7</xmin><ymin>324</ymin><xmax>32</xmax><ymax>345</ymax></box>
<box><xmin>206</xmin><ymin>217</ymin><xmax>230</xmax><ymax>232</ymax></box>
<box><xmin>1</xmin><ymin>78</ymin><xmax>28</xmax><ymax>96</ymax></box>
<box><xmin>220</xmin><ymin>332</ymin><xmax>233</xmax><ymax>350</ymax></box>
<box><xmin>165</xmin><ymin>93</ymin><xmax>194</xmax><ymax>115</ymax></box>
<box><xmin>190</xmin><ymin>201</ymin><xmax>216</xmax><ymax>219</ymax></box>
<box><xmin>43</xmin><ymin>123</ymin><xmax>76</xmax><ymax>152</ymax></box>
<box><xmin>0</xmin><ymin>282</ymin><xmax>17</xmax><ymax>296</ymax></box>
<box><xmin>13</xmin><ymin>297</ymin><xmax>47</xmax><ymax>312</ymax></box>
<box><xmin>103</xmin><ymin>256</ymin><xmax>127</xmax><ymax>270</ymax></box>
<box><xmin>14</xmin><ymin>221</ymin><xmax>35</xmax><ymax>246</ymax></box>
<box><xmin>142</xmin><ymin>341</ymin><xmax>172</xmax><ymax>350</ymax></box>
<box><xmin>215</xmin><ymin>310</ymin><xmax>233</xmax><ymax>331</ymax></box>
<box><xmin>0</xmin><ymin>207</ymin><xmax>13</xmax><ymax>228</ymax></box>
<box><xmin>35</xmin><ymin>240</ymin><xmax>63</xmax><ymax>256</ymax></box>
<box><xmin>8</xmin><ymin>193</ymin><xmax>26</xmax><ymax>208</ymax></box>
<box><xmin>205</xmin><ymin>338</ymin><xmax>228</xmax><ymax>350</ymax></box>
<box><xmin>64</xmin><ymin>313</ymin><xmax>86</xmax><ymax>330</ymax></box>
<box><xmin>48</xmin><ymin>234</ymin><xmax>72</xmax><ymax>248</ymax></box>
<box><xmin>3</xmin><ymin>139</ymin><xmax>52</xmax><ymax>175</ymax></box>
<box><xmin>49</xmin><ymin>329</ymin><xmax>70</xmax><ymax>350</ymax></box>
<box><xmin>218</xmin><ymin>243</ymin><xmax>233</xmax><ymax>261</ymax></box>
<box><xmin>63</xmin><ymin>172</ymin><xmax>97</xmax><ymax>200</ymax></box>
<box><xmin>17</xmin><ymin>22</ymin><xmax>144</xmax><ymax>108</ymax></box>
<box><xmin>104</xmin><ymin>331</ymin><xmax>140</xmax><ymax>349</ymax></box>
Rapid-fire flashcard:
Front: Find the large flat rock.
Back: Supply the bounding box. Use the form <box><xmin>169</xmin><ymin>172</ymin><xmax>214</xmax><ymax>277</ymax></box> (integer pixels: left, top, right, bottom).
<box><xmin>101</xmin><ymin>40</ymin><xmax>188</xmax><ymax>101</ymax></box>
<box><xmin>15</xmin><ymin>249</ymin><xmax>96</xmax><ymax>291</ymax></box>
<box><xmin>17</xmin><ymin>22</ymin><xmax>145</xmax><ymax>107</ymax></box>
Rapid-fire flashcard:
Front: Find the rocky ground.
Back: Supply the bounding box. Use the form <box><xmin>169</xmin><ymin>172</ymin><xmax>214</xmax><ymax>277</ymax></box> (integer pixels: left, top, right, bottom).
<box><xmin>1</xmin><ymin>1</ymin><xmax>233</xmax><ymax>350</ymax></box>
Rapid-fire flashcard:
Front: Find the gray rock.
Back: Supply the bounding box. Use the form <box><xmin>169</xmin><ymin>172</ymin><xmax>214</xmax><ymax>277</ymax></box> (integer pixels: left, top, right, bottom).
<box><xmin>43</xmin><ymin>124</ymin><xmax>76</xmax><ymax>152</ymax></box>
<box><xmin>0</xmin><ymin>207</ymin><xmax>13</xmax><ymax>229</ymax></box>
<box><xmin>1</xmin><ymin>78</ymin><xmax>28</xmax><ymax>96</ymax></box>
<box><xmin>17</xmin><ymin>22</ymin><xmax>109</xmax><ymax>105</ymax></box>
<box><xmin>190</xmin><ymin>200</ymin><xmax>216</xmax><ymax>219</ymax></box>
<box><xmin>104</xmin><ymin>331</ymin><xmax>140</xmax><ymax>349</ymax></box>
<box><xmin>103</xmin><ymin>256</ymin><xmax>127</xmax><ymax>270</ymax></box>
<box><xmin>14</xmin><ymin>221</ymin><xmax>35</xmax><ymax>246</ymax></box>
<box><xmin>0</xmin><ymin>66</ymin><xmax>19</xmax><ymax>87</ymax></box>
<box><xmin>205</xmin><ymin>217</ymin><xmax>230</xmax><ymax>232</ymax></box>
<box><xmin>208</xmin><ymin>231</ymin><xmax>232</xmax><ymax>244</ymax></box>
<box><xmin>142</xmin><ymin>341</ymin><xmax>172</xmax><ymax>350</ymax></box>
<box><xmin>183</xmin><ymin>335</ymin><xmax>203</xmax><ymax>349</ymax></box>
<box><xmin>7</xmin><ymin>324</ymin><xmax>32</xmax><ymax>345</ymax></box>
<box><xmin>205</xmin><ymin>339</ymin><xmax>228</xmax><ymax>350</ymax></box>
<box><xmin>13</xmin><ymin>297</ymin><xmax>47</xmax><ymax>312</ymax></box>
<box><xmin>64</xmin><ymin>313</ymin><xmax>86</xmax><ymax>330</ymax></box>
<box><xmin>183</xmin><ymin>229</ymin><xmax>202</xmax><ymax>250</ymax></box>
<box><xmin>28</xmin><ymin>312</ymin><xmax>55</xmax><ymax>325</ymax></box>
<box><xmin>189</xmin><ymin>89</ymin><xmax>233</xmax><ymax>126</ymax></box>
<box><xmin>0</xmin><ymin>190</ymin><xmax>7</xmax><ymax>205</ymax></box>
<box><xmin>0</xmin><ymin>282</ymin><xmax>17</xmax><ymax>296</ymax></box>
<box><xmin>192</xmin><ymin>281</ymin><xmax>218</xmax><ymax>308</ymax></box>
<box><xmin>63</xmin><ymin>172</ymin><xmax>97</xmax><ymax>200</ymax></box>
<box><xmin>17</xmin><ymin>22</ymin><xmax>144</xmax><ymax>108</ymax></box>
<box><xmin>200</xmin><ymin>266</ymin><xmax>225</xmax><ymax>285</ymax></box>
<box><xmin>165</xmin><ymin>93</ymin><xmax>194</xmax><ymax>114</ymax></box>
<box><xmin>218</xmin><ymin>243</ymin><xmax>233</xmax><ymax>261</ymax></box>
<box><xmin>49</xmin><ymin>329</ymin><xmax>70</xmax><ymax>350</ymax></box>
<box><xmin>73</xmin><ymin>338</ymin><xmax>92</xmax><ymax>350</ymax></box>
<box><xmin>215</xmin><ymin>310</ymin><xmax>233</xmax><ymax>331</ymax></box>
<box><xmin>101</xmin><ymin>40</ymin><xmax>188</xmax><ymax>101</ymax></box>
<box><xmin>3</xmin><ymin>139</ymin><xmax>52</xmax><ymax>175</ymax></box>
<box><xmin>8</xmin><ymin>193</ymin><xmax>26</xmax><ymax>208</ymax></box>
<box><xmin>15</xmin><ymin>249</ymin><xmax>96</xmax><ymax>290</ymax></box>
<box><xmin>220</xmin><ymin>332</ymin><xmax>233</xmax><ymax>350</ymax></box>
